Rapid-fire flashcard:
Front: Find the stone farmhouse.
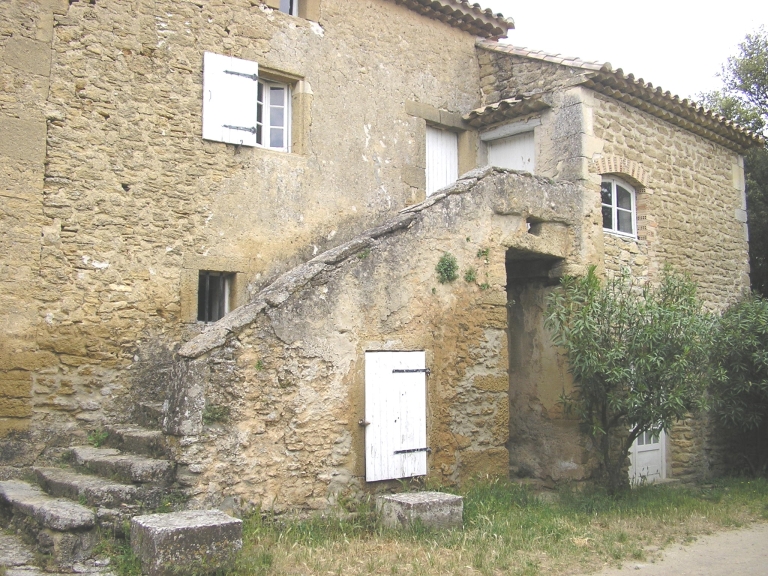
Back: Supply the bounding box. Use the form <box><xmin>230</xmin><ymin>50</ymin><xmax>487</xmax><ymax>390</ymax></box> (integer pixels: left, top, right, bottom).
<box><xmin>0</xmin><ymin>0</ymin><xmax>764</xmax><ymax>530</ymax></box>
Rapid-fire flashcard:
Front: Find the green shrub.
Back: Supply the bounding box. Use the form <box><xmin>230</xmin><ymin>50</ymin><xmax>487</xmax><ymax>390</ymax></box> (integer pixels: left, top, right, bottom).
<box><xmin>435</xmin><ymin>253</ymin><xmax>458</xmax><ymax>284</ymax></box>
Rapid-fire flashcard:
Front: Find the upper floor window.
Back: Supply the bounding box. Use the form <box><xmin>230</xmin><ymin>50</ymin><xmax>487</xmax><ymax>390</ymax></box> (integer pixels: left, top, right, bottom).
<box><xmin>279</xmin><ymin>0</ymin><xmax>299</xmax><ymax>15</ymax></box>
<box><xmin>601</xmin><ymin>176</ymin><xmax>636</xmax><ymax>236</ymax></box>
<box><xmin>202</xmin><ymin>52</ymin><xmax>291</xmax><ymax>152</ymax></box>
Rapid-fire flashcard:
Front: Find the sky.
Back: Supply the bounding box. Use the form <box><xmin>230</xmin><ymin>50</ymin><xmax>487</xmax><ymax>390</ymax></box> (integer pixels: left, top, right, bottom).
<box><xmin>481</xmin><ymin>0</ymin><xmax>768</xmax><ymax>101</ymax></box>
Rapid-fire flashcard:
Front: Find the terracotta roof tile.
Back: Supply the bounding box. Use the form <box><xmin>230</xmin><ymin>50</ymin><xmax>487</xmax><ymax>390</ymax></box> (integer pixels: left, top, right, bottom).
<box><xmin>389</xmin><ymin>0</ymin><xmax>513</xmax><ymax>39</ymax></box>
<box><xmin>463</xmin><ymin>94</ymin><xmax>551</xmax><ymax>127</ymax></box>
<box><xmin>477</xmin><ymin>40</ymin><xmax>765</xmax><ymax>152</ymax></box>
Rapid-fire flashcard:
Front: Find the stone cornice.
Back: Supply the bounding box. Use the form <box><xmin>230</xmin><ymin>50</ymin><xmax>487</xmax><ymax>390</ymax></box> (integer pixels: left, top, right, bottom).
<box><xmin>390</xmin><ymin>0</ymin><xmax>513</xmax><ymax>39</ymax></box>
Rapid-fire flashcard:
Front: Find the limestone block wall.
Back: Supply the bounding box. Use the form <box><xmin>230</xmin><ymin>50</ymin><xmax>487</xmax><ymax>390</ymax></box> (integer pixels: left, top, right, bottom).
<box><xmin>167</xmin><ymin>169</ymin><xmax>594</xmax><ymax>511</ymax></box>
<box><xmin>0</xmin><ymin>0</ymin><xmax>70</xmax><ymax>440</ymax></box>
<box><xmin>0</xmin><ymin>0</ymin><xmax>489</xmax><ymax>452</ymax></box>
<box><xmin>590</xmin><ymin>92</ymin><xmax>749</xmax><ymax>308</ymax></box>
<box><xmin>477</xmin><ymin>48</ymin><xmax>591</xmax><ymax>107</ymax></box>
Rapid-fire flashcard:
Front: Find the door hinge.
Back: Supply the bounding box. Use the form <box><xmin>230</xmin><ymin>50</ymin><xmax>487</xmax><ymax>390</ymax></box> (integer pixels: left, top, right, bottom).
<box><xmin>392</xmin><ymin>368</ymin><xmax>431</xmax><ymax>375</ymax></box>
<box><xmin>222</xmin><ymin>124</ymin><xmax>257</xmax><ymax>134</ymax></box>
<box><xmin>224</xmin><ymin>70</ymin><xmax>258</xmax><ymax>81</ymax></box>
<box><xmin>394</xmin><ymin>447</ymin><xmax>432</xmax><ymax>455</ymax></box>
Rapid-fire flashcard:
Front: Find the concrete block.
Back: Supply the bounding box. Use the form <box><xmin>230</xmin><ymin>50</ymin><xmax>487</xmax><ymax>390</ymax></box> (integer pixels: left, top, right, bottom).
<box><xmin>376</xmin><ymin>492</ymin><xmax>463</xmax><ymax>530</ymax></box>
<box><xmin>131</xmin><ymin>510</ymin><xmax>243</xmax><ymax>576</ymax></box>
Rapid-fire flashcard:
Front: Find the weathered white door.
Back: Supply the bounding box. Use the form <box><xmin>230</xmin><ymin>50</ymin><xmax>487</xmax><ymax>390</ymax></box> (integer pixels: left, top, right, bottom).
<box><xmin>629</xmin><ymin>429</ymin><xmax>666</xmax><ymax>485</ymax></box>
<box><xmin>488</xmin><ymin>131</ymin><xmax>534</xmax><ymax>173</ymax></box>
<box><xmin>426</xmin><ymin>126</ymin><xmax>458</xmax><ymax>195</ymax></box>
<box><xmin>364</xmin><ymin>351</ymin><xmax>427</xmax><ymax>482</ymax></box>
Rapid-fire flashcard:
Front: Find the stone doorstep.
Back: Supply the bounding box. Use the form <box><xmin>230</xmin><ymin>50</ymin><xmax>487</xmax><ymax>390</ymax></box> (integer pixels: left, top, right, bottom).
<box><xmin>103</xmin><ymin>425</ymin><xmax>169</xmax><ymax>459</ymax></box>
<box><xmin>33</xmin><ymin>467</ymin><xmax>142</xmax><ymax>508</ymax></box>
<box><xmin>0</xmin><ymin>480</ymin><xmax>95</xmax><ymax>531</ymax></box>
<box><xmin>131</xmin><ymin>510</ymin><xmax>242</xmax><ymax>576</ymax></box>
<box><xmin>70</xmin><ymin>446</ymin><xmax>175</xmax><ymax>486</ymax></box>
<box><xmin>376</xmin><ymin>491</ymin><xmax>463</xmax><ymax>530</ymax></box>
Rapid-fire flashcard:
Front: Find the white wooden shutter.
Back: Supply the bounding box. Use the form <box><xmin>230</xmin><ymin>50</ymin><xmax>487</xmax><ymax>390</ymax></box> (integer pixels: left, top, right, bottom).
<box><xmin>426</xmin><ymin>126</ymin><xmax>458</xmax><ymax>196</ymax></box>
<box><xmin>488</xmin><ymin>131</ymin><xmax>534</xmax><ymax>173</ymax></box>
<box><xmin>202</xmin><ymin>52</ymin><xmax>259</xmax><ymax>147</ymax></box>
<box><xmin>365</xmin><ymin>351</ymin><xmax>427</xmax><ymax>482</ymax></box>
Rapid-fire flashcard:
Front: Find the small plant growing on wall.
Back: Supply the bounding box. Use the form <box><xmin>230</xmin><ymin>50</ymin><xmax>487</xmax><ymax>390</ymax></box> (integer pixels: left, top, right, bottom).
<box><xmin>464</xmin><ymin>267</ymin><xmax>477</xmax><ymax>283</ymax></box>
<box><xmin>202</xmin><ymin>404</ymin><xmax>230</xmax><ymax>425</ymax></box>
<box><xmin>435</xmin><ymin>252</ymin><xmax>458</xmax><ymax>284</ymax></box>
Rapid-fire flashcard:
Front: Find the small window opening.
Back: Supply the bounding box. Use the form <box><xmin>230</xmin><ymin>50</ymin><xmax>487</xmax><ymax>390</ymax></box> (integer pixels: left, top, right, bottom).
<box><xmin>279</xmin><ymin>0</ymin><xmax>299</xmax><ymax>15</ymax></box>
<box><xmin>526</xmin><ymin>217</ymin><xmax>542</xmax><ymax>236</ymax></box>
<box><xmin>198</xmin><ymin>271</ymin><xmax>233</xmax><ymax>323</ymax></box>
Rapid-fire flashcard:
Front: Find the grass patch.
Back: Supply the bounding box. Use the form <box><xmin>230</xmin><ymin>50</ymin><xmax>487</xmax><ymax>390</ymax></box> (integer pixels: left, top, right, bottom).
<box><xmin>224</xmin><ymin>477</ymin><xmax>768</xmax><ymax>576</ymax></box>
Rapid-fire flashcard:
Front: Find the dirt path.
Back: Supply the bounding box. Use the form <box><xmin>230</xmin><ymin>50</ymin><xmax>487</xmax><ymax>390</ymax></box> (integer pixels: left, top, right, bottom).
<box><xmin>590</xmin><ymin>523</ymin><xmax>768</xmax><ymax>575</ymax></box>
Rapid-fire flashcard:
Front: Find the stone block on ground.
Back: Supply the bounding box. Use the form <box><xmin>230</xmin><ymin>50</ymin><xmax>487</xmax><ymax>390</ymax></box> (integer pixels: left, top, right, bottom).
<box><xmin>376</xmin><ymin>491</ymin><xmax>463</xmax><ymax>530</ymax></box>
<box><xmin>131</xmin><ymin>510</ymin><xmax>242</xmax><ymax>576</ymax></box>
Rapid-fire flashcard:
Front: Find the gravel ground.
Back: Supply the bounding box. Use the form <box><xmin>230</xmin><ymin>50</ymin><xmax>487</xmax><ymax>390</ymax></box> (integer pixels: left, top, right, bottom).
<box><xmin>590</xmin><ymin>523</ymin><xmax>768</xmax><ymax>576</ymax></box>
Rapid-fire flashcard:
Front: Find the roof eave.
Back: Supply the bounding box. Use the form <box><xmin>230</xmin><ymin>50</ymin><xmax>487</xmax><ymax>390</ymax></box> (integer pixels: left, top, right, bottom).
<box><xmin>392</xmin><ymin>0</ymin><xmax>513</xmax><ymax>39</ymax></box>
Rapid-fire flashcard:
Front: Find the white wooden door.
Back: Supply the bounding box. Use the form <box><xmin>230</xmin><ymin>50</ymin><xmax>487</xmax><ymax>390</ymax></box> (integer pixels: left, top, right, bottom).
<box><xmin>488</xmin><ymin>131</ymin><xmax>534</xmax><ymax>173</ymax></box>
<box><xmin>364</xmin><ymin>351</ymin><xmax>427</xmax><ymax>482</ymax></box>
<box><xmin>629</xmin><ymin>429</ymin><xmax>666</xmax><ymax>485</ymax></box>
<box><xmin>426</xmin><ymin>126</ymin><xmax>458</xmax><ymax>196</ymax></box>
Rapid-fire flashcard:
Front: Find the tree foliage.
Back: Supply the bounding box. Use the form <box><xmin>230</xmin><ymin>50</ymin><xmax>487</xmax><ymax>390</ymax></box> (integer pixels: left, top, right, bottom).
<box><xmin>700</xmin><ymin>27</ymin><xmax>768</xmax><ymax>296</ymax></box>
<box><xmin>545</xmin><ymin>267</ymin><xmax>711</xmax><ymax>492</ymax></box>
<box><xmin>711</xmin><ymin>295</ymin><xmax>768</xmax><ymax>474</ymax></box>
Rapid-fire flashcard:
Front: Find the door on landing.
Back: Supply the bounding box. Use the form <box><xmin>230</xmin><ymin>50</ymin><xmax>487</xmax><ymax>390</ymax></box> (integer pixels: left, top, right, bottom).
<box><xmin>487</xmin><ymin>131</ymin><xmax>534</xmax><ymax>173</ymax></box>
<box><xmin>364</xmin><ymin>351</ymin><xmax>427</xmax><ymax>482</ymax></box>
<box><xmin>629</xmin><ymin>429</ymin><xmax>666</xmax><ymax>485</ymax></box>
<box><xmin>426</xmin><ymin>126</ymin><xmax>458</xmax><ymax>196</ymax></box>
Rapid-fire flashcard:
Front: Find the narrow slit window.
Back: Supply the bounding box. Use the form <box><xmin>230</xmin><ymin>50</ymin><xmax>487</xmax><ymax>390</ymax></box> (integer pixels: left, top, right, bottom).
<box><xmin>197</xmin><ymin>271</ymin><xmax>233</xmax><ymax>323</ymax></box>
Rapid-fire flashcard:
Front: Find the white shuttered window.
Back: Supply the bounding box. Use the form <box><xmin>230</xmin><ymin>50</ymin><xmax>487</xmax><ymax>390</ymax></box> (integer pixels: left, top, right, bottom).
<box><xmin>202</xmin><ymin>52</ymin><xmax>290</xmax><ymax>151</ymax></box>
<box><xmin>364</xmin><ymin>351</ymin><xmax>428</xmax><ymax>482</ymax></box>
<box><xmin>426</xmin><ymin>126</ymin><xmax>458</xmax><ymax>196</ymax></box>
<box><xmin>488</xmin><ymin>131</ymin><xmax>534</xmax><ymax>173</ymax></box>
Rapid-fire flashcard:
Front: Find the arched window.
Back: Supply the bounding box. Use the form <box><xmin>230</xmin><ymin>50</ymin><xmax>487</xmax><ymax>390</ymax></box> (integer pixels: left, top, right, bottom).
<box><xmin>601</xmin><ymin>176</ymin><xmax>636</xmax><ymax>236</ymax></box>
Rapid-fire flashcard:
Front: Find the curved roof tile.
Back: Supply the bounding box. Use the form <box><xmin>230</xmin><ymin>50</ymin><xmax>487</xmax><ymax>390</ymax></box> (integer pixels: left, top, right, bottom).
<box><xmin>477</xmin><ymin>40</ymin><xmax>764</xmax><ymax>152</ymax></box>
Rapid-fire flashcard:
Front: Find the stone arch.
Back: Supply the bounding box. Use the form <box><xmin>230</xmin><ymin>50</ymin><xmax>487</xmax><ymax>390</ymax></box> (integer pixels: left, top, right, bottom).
<box><xmin>591</xmin><ymin>155</ymin><xmax>649</xmax><ymax>191</ymax></box>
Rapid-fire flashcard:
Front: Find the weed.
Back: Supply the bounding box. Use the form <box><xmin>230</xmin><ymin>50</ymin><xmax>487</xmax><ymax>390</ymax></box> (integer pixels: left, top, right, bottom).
<box><xmin>155</xmin><ymin>492</ymin><xmax>189</xmax><ymax>513</ymax></box>
<box><xmin>476</xmin><ymin>247</ymin><xmax>489</xmax><ymax>259</ymax></box>
<box><xmin>254</xmin><ymin>359</ymin><xmax>265</xmax><ymax>371</ymax></box>
<box><xmin>95</xmin><ymin>532</ymin><xmax>142</xmax><ymax>576</ymax></box>
<box><xmin>202</xmin><ymin>404</ymin><xmax>230</xmax><ymax>425</ymax></box>
<box><xmin>87</xmin><ymin>429</ymin><xmax>109</xmax><ymax>448</ymax></box>
<box><xmin>480</xmin><ymin>282</ymin><xmax>491</xmax><ymax>291</ymax></box>
<box><xmin>357</xmin><ymin>248</ymin><xmax>371</xmax><ymax>260</ymax></box>
<box><xmin>431</xmin><ymin>287</ymin><xmax>436</xmax><ymax>295</ymax></box>
<box><xmin>435</xmin><ymin>252</ymin><xmax>458</xmax><ymax>284</ymax></box>
<box><xmin>463</xmin><ymin>267</ymin><xmax>477</xmax><ymax>283</ymax></box>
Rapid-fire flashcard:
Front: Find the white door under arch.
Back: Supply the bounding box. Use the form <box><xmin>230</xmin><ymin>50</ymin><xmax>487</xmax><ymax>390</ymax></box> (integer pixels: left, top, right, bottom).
<box><xmin>629</xmin><ymin>429</ymin><xmax>666</xmax><ymax>485</ymax></box>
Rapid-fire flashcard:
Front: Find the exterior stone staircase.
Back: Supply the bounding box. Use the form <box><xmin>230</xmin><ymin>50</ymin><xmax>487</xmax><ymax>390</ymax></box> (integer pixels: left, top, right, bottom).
<box><xmin>0</xmin><ymin>402</ymin><xmax>186</xmax><ymax>570</ymax></box>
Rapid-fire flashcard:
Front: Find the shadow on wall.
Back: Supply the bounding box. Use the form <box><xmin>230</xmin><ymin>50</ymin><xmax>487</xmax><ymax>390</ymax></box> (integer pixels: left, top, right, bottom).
<box><xmin>506</xmin><ymin>253</ymin><xmax>592</xmax><ymax>485</ymax></box>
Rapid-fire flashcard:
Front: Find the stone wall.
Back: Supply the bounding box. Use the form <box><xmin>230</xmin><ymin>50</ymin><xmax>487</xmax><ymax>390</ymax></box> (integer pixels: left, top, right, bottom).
<box><xmin>166</xmin><ymin>169</ymin><xmax>595</xmax><ymax>510</ymax></box>
<box><xmin>590</xmin><ymin>92</ymin><xmax>749</xmax><ymax>308</ymax></box>
<box><xmin>0</xmin><ymin>0</ymin><xmax>488</xmax><ymax>450</ymax></box>
<box><xmin>477</xmin><ymin>48</ymin><xmax>592</xmax><ymax>107</ymax></box>
<box><xmin>0</xmin><ymin>0</ymin><xmax>70</xmax><ymax>441</ymax></box>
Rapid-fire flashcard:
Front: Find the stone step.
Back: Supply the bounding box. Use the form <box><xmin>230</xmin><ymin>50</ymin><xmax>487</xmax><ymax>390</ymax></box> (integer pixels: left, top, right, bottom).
<box><xmin>0</xmin><ymin>480</ymin><xmax>95</xmax><ymax>531</ymax></box>
<box><xmin>103</xmin><ymin>425</ymin><xmax>169</xmax><ymax>459</ymax></box>
<box><xmin>70</xmin><ymin>447</ymin><xmax>175</xmax><ymax>486</ymax></box>
<box><xmin>0</xmin><ymin>480</ymin><xmax>98</xmax><ymax>568</ymax></box>
<box><xmin>131</xmin><ymin>510</ymin><xmax>242</xmax><ymax>576</ymax></box>
<box><xmin>34</xmin><ymin>467</ymin><xmax>147</xmax><ymax>508</ymax></box>
<box><xmin>135</xmin><ymin>402</ymin><xmax>164</xmax><ymax>430</ymax></box>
